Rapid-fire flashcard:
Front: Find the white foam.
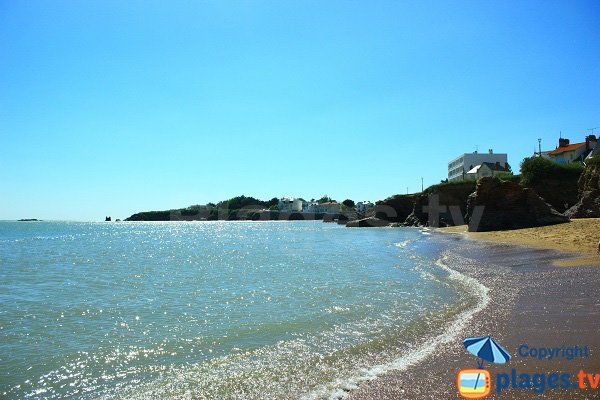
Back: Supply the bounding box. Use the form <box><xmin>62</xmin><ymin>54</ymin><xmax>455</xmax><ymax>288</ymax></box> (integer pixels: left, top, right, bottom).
<box><xmin>394</xmin><ymin>240</ymin><xmax>415</xmax><ymax>248</ymax></box>
<box><xmin>304</xmin><ymin>255</ymin><xmax>490</xmax><ymax>400</ymax></box>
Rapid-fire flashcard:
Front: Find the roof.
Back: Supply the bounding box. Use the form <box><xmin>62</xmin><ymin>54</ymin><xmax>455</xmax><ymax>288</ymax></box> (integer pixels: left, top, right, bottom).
<box><xmin>319</xmin><ymin>202</ymin><xmax>339</xmax><ymax>206</ymax></box>
<box><xmin>482</xmin><ymin>162</ymin><xmax>507</xmax><ymax>171</ymax></box>
<box><xmin>467</xmin><ymin>162</ymin><xmax>507</xmax><ymax>174</ymax></box>
<box><xmin>467</xmin><ymin>165</ymin><xmax>481</xmax><ymax>174</ymax></box>
<box><xmin>548</xmin><ymin>142</ymin><xmax>586</xmax><ymax>155</ymax></box>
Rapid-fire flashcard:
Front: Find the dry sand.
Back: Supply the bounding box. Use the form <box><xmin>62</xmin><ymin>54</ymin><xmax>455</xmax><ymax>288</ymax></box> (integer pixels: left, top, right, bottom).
<box><xmin>438</xmin><ymin>218</ymin><xmax>600</xmax><ymax>266</ymax></box>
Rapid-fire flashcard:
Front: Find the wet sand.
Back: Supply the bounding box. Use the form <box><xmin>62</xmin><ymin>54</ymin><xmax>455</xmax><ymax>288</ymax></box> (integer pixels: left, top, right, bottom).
<box><xmin>347</xmin><ymin>234</ymin><xmax>600</xmax><ymax>400</ymax></box>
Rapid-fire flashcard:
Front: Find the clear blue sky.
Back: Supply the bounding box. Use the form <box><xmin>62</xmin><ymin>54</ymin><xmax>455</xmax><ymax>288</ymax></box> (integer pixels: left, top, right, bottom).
<box><xmin>1</xmin><ymin>1</ymin><xmax>599</xmax><ymax>220</ymax></box>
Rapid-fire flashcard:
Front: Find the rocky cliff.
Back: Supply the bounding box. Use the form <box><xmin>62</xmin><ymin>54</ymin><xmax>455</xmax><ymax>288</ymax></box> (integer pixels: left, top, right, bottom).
<box><xmin>526</xmin><ymin>179</ymin><xmax>580</xmax><ymax>213</ymax></box>
<box><xmin>466</xmin><ymin>177</ymin><xmax>568</xmax><ymax>232</ymax></box>
<box><xmin>565</xmin><ymin>159</ymin><xmax>600</xmax><ymax>218</ymax></box>
<box><xmin>519</xmin><ymin>156</ymin><xmax>583</xmax><ymax>212</ymax></box>
<box><xmin>374</xmin><ymin>194</ymin><xmax>417</xmax><ymax>223</ymax></box>
<box><xmin>404</xmin><ymin>181</ymin><xmax>476</xmax><ymax>227</ymax></box>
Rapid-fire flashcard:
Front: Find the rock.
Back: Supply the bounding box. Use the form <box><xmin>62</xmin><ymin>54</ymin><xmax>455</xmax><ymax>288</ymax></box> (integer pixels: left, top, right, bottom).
<box><xmin>346</xmin><ymin>217</ymin><xmax>391</xmax><ymax>227</ymax></box>
<box><xmin>565</xmin><ymin>192</ymin><xmax>600</xmax><ymax>218</ymax></box>
<box><xmin>374</xmin><ymin>194</ymin><xmax>417</xmax><ymax>223</ymax></box>
<box><xmin>525</xmin><ymin>175</ymin><xmax>581</xmax><ymax>213</ymax></box>
<box><xmin>520</xmin><ymin>157</ymin><xmax>583</xmax><ymax>213</ymax></box>
<box><xmin>565</xmin><ymin>161</ymin><xmax>600</xmax><ymax>218</ymax></box>
<box><xmin>404</xmin><ymin>181</ymin><xmax>477</xmax><ymax>227</ymax></box>
<box><xmin>466</xmin><ymin>177</ymin><xmax>569</xmax><ymax>232</ymax></box>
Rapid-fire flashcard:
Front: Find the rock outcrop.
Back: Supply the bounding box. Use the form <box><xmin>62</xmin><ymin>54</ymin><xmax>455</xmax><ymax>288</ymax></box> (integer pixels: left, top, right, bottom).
<box><xmin>404</xmin><ymin>182</ymin><xmax>476</xmax><ymax>227</ymax></box>
<box><xmin>565</xmin><ymin>161</ymin><xmax>600</xmax><ymax>218</ymax></box>
<box><xmin>519</xmin><ymin>156</ymin><xmax>583</xmax><ymax>212</ymax></box>
<box><xmin>374</xmin><ymin>194</ymin><xmax>417</xmax><ymax>223</ymax></box>
<box><xmin>346</xmin><ymin>217</ymin><xmax>391</xmax><ymax>227</ymax></box>
<box><xmin>466</xmin><ymin>177</ymin><xmax>569</xmax><ymax>232</ymax></box>
<box><xmin>526</xmin><ymin>178</ymin><xmax>580</xmax><ymax>213</ymax></box>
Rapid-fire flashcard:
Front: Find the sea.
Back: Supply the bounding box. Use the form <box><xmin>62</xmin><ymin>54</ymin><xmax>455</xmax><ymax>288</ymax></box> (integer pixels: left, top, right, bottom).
<box><xmin>0</xmin><ymin>221</ymin><xmax>486</xmax><ymax>399</ymax></box>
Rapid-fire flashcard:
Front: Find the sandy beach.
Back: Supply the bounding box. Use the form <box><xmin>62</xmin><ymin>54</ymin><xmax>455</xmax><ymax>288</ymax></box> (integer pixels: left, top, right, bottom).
<box><xmin>347</xmin><ymin>228</ymin><xmax>600</xmax><ymax>400</ymax></box>
<box><xmin>439</xmin><ymin>218</ymin><xmax>600</xmax><ymax>267</ymax></box>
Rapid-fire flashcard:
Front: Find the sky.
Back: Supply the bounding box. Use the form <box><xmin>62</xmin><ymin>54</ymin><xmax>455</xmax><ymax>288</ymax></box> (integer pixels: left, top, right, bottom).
<box><xmin>1</xmin><ymin>0</ymin><xmax>599</xmax><ymax>221</ymax></box>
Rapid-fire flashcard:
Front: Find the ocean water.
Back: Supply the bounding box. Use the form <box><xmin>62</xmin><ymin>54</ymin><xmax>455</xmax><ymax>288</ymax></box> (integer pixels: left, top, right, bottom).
<box><xmin>0</xmin><ymin>221</ymin><xmax>482</xmax><ymax>399</ymax></box>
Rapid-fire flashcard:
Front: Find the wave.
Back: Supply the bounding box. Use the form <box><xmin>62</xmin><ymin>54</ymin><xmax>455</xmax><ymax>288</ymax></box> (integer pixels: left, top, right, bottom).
<box><xmin>304</xmin><ymin>254</ymin><xmax>490</xmax><ymax>400</ymax></box>
<box><xmin>393</xmin><ymin>239</ymin><xmax>415</xmax><ymax>248</ymax></box>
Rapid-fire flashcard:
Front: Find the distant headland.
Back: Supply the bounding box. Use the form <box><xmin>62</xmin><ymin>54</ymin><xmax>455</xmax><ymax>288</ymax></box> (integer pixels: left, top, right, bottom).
<box><xmin>124</xmin><ymin>152</ymin><xmax>600</xmax><ymax>235</ymax></box>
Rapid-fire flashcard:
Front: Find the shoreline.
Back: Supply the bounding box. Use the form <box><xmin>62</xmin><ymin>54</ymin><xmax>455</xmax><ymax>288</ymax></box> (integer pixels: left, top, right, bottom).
<box><xmin>313</xmin><ymin>251</ymin><xmax>491</xmax><ymax>400</ymax></box>
<box><xmin>347</xmin><ymin>232</ymin><xmax>600</xmax><ymax>399</ymax></box>
<box><xmin>438</xmin><ymin>218</ymin><xmax>600</xmax><ymax>267</ymax></box>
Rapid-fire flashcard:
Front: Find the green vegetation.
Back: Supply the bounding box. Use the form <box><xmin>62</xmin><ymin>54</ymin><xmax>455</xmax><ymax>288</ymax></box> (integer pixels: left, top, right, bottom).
<box><xmin>126</xmin><ymin>210</ymin><xmax>172</xmax><ymax>221</ymax></box>
<box><xmin>496</xmin><ymin>172</ymin><xmax>521</xmax><ymax>183</ymax></box>
<box><xmin>424</xmin><ymin>180</ymin><xmax>477</xmax><ymax>194</ymax></box>
<box><xmin>266</xmin><ymin>197</ymin><xmax>279</xmax><ymax>207</ymax></box>
<box><xmin>318</xmin><ymin>195</ymin><xmax>333</xmax><ymax>204</ymax></box>
<box><xmin>586</xmin><ymin>155</ymin><xmax>600</xmax><ymax>167</ymax></box>
<box><xmin>342</xmin><ymin>199</ymin><xmax>355</xmax><ymax>208</ymax></box>
<box><xmin>520</xmin><ymin>157</ymin><xmax>584</xmax><ymax>186</ymax></box>
<box><xmin>217</xmin><ymin>195</ymin><xmax>269</xmax><ymax>210</ymax></box>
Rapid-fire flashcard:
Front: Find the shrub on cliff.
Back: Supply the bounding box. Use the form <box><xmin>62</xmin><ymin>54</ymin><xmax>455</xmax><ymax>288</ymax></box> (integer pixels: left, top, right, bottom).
<box><xmin>342</xmin><ymin>199</ymin><xmax>355</xmax><ymax>208</ymax></box>
<box><xmin>519</xmin><ymin>157</ymin><xmax>584</xmax><ymax>212</ymax></box>
<box><xmin>586</xmin><ymin>155</ymin><xmax>600</xmax><ymax>167</ymax></box>
<box><xmin>520</xmin><ymin>157</ymin><xmax>583</xmax><ymax>186</ymax></box>
<box><xmin>496</xmin><ymin>172</ymin><xmax>521</xmax><ymax>183</ymax></box>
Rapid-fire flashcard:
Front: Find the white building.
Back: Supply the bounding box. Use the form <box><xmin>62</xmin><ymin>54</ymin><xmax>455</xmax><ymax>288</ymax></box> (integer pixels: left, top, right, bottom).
<box><xmin>310</xmin><ymin>201</ymin><xmax>341</xmax><ymax>214</ymax></box>
<box><xmin>466</xmin><ymin>162</ymin><xmax>510</xmax><ymax>180</ymax></box>
<box><xmin>356</xmin><ymin>201</ymin><xmax>375</xmax><ymax>214</ymax></box>
<box><xmin>278</xmin><ymin>197</ymin><xmax>303</xmax><ymax>212</ymax></box>
<box><xmin>448</xmin><ymin>150</ymin><xmax>509</xmax><ymax>182</ymax></box>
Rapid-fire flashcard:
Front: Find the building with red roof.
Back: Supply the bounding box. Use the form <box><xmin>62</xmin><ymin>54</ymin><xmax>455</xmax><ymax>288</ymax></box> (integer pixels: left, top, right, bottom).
<box><xmin>546</xmin><ymin>135</ymin><xmax>597</xmax><ymax>164</ymax></box>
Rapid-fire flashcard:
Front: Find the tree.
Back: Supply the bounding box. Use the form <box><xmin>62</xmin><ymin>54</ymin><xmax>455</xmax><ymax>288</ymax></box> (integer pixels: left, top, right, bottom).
<box><xmin>218</xmin><ymin>195</ymin><xmax>267</xmax><ymax>210</ymax></box>
<box><xmin>342</xmin><ymin>199</ymin><xmax>355</xmax><ymax>208</ymax></box>
<box><xmin>266</xmin><ymin>197</ymin><xmax>279</xmax><ymax>207</ymax></box>
<box><xmin>318</xmin><ymin>195</ymin><xmax>332</xmax><ymax>204</ymax></box>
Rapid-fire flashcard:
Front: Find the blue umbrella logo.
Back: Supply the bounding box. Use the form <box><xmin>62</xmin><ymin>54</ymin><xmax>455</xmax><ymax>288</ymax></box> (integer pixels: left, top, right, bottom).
<box><xmin>464</xmin><ymin>336</ymin><xmax>511</xmax><ymax>368</ymax></box>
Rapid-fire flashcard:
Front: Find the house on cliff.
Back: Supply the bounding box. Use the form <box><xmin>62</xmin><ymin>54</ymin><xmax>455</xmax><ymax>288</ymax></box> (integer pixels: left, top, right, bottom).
<box><xmin>356</xmin><ymin>201</ymin><xmax>375</xmax><ymax>214</ymax></box>
<box><xmin>545</xmin><ymin>135</ymin><xmax>598</xmax><ymax>164</ymax></box>
<box><xmin>466</xmin><ymin>162</ymin><xmax>511</xmax><ymax>180</ymax></box>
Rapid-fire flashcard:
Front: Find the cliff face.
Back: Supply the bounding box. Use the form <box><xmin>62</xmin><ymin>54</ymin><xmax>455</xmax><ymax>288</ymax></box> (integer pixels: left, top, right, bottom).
<box><xmin>526</xmin><ymin>179</ymin><xmax>580</xmax><ymax>213</ymax></box>
<box><xmin>519</xmin><ymin>156</ymin><xmax>583</xmax><ymax>212</ymax></box>
<box><xmin>466</xmin><ymin>177</ymin><xmax>568</xmax><ymax>232</ymax></box>
<box><xmin>374</xmin><ymin>194</ymin><xmax>417</xmax><ymax>223</ymax></box>
<box><xmin>404</xmin><ymin>181</ymin><xmax>476</xmax><ymax>227</ymax></box>
<box><xmin>565</xmin><ymin>161</ymin><xmax>600</xmax><ymax>218</ymax></box>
